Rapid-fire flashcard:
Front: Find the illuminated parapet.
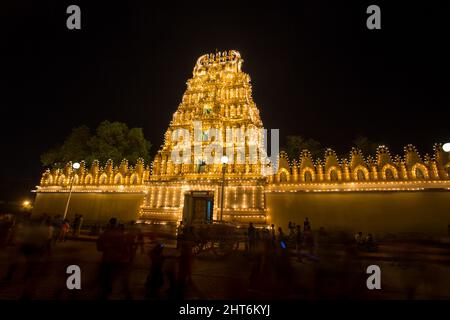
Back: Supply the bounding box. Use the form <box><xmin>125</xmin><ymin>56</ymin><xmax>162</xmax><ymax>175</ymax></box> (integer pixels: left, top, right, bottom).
<box><xmin>38</xmin><ymin>157</ymin><xmax>150</xmax><ymax>190</ymax></box>
<box><xmin>272</xmin><ymin>144</ymin><xmax>450</xmax><ymax>184</ymax></box>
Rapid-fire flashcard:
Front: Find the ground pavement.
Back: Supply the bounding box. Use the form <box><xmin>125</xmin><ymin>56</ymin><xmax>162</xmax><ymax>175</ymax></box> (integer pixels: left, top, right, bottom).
<box><xmin>0</xmin><ymin>238</ymin><xmax>449</xmax><ymax>300</ymax></box>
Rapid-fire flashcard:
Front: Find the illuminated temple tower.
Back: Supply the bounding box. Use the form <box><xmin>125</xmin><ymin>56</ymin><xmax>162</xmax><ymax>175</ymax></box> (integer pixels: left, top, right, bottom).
<box><xmin>141</xmin><ymin>50</ymin><xmax>270</xmax><ymax>224</ymax></box>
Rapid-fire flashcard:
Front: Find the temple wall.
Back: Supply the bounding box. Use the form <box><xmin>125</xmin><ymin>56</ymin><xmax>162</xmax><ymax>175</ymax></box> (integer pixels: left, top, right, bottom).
<box><xmin>32</xmin><ymin>189</ymin><xmax>450</xmax><ymax>236</ymax></box>
<box><xmin>32</xmin><ymin>193</ymin><xmax>145</xmax><ymax>223</ymax></box>
<box><xmin>266</xmin><ymin>191</ymin><xmax>450</xmax><ymax>236</ymax></box>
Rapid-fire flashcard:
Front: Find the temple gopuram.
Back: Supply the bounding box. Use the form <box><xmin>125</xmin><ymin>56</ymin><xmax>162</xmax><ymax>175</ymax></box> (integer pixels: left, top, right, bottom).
<box><xmin>33</xmin><ymin>51</ymin><xmax>450</xmax><ymax>236</ymax></box>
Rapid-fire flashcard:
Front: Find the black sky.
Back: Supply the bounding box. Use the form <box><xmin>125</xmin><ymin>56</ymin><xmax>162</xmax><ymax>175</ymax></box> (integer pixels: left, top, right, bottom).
<box><xmin>1</xmin><ymin>0</ymin><xmax>449</xmax><ymax>202</ymax></box>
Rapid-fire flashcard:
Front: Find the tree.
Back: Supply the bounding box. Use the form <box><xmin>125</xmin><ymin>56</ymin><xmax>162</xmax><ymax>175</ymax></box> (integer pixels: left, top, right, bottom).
<box><xmin>41</xmin><ymin>125</ymin><xmax>91</xmax><ymax>167</ymax></box>
<box><xmin>41</xmin><ymin>121</ymin><xmax>152</xmax><ymax>167</ymax></box>
<box><xmin>352</xmin><ymin>135</ymin><xmax>379</xmax><ymax>156</ymax></box>
<box><xmin>285</xmin><ymin>135</ymin><xmax>323</xmax><ymax>160</ymax></box>
<box><xmin>285</xmin><ymin>136</ymin><xmax>304</xmax><ymax>161</ymax></box>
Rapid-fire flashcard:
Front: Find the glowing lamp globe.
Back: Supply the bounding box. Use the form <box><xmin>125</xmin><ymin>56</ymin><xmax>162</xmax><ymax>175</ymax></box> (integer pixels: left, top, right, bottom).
<box><xmin>221</xmin><ymin>156</ymin><xmax>229</xmax><ymax>164</ymax></box>
<box><xmin>443</xmin><ymin>143</ymin><xmax>450</xmax><ymax>152</ymax></box>
<box><xmin>72</xmin><ymin>162</ymin><xmax>81</xmax><ymax>170</ymax></box>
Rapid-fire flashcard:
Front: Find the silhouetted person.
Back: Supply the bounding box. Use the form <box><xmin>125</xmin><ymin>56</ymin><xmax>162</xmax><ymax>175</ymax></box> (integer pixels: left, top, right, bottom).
<box><xmin>295</xmin><ymin>225</ymin><xmax>303</xmax><ymax>261</ymax></box>
<box><xmin>176</xmin><ymin>221</ymin><xmax>184</xmax><ymax>249</ymax></box>
<box><xmin>249</xmin><ymin>230</ymin><xmax>265</xmax><ymax>290</ymax></box>
<box><xmin>59</xmin><ymin>219</ymin><xmax>70</xmax><ymax>242</ymax></box>
<box><xmin>270</xmin><ymin>224</ymin><xmax>276</xmax><ymax>248</ymax></box>
<box><xmin>2</xmin><ymin>221</ymin><xmax>49</xmax><ymax>299</ymax></box>
<box><xmin>248</xmin><ymin>222</ymin><xmax>256</xmax><ymax>255</ymax></box>
<box><xmin>72</xmin><ymin>214</ymin><xmax>80</xmax><ymax>236</ymax></box>
<box><xmin>45</xmin><ymin>219</ymin><xmax>54</xmax><ymax>251</ymax></box>
<box><xmin>76</xmin><ymin>215</ymin><xmax>83</xmax><ymax>236</ymax></box>
<box><xmin>277</xmin><ymin>227</ymin><xmax>285</xmax><ymax>247</ymax></box>
<box><xmin>52</xmin><ymin>214</ymin><xmax>63</xmax><ymax>244</ymax></box>
<box><xmin>39</xmin><ymin>213</ymin><xmax>49</xmax><ymax>225</ymax></box>
<box><xmin>365</xmin><ymin>233</ymin><xmax>376</xmax><ymax>252</ymax></box>
<box><xmin>97</xmin><ymin>218</ymin><xmax>132</xmax><ymax>299</ymax></box>
<box><xmin>355</xmin><ymin>232</ymin><xmax>364</xmax><ymax>247</ymax></box>
<box><xmin>127</xmin><ymin>221</ymin><xmax>144</xmax><ymax>262</ymax></box>
<box><xmin>0</xmin><ymin>216</ymin><xmax>15</xmax><ymax>248</ymax></box>
<box><xmin>275</xmin><ymin>228</ymin><xmax>293</xmax><ymax>292</ymax></box>
<box><xmin>145</xmin><ymin>243</ymin><xmax>165</xmax><ymax>298</ymax></box>
<box><xmin>304</xmin><ymin>228</ymin><xmax>314</xmax><ymax>256</ymax></box>
<box><xmin>288</xmin><ymin>221</ymin><xmax>295</xmax><ymax>240</ymax></box>
<box><xmin>304</xmin><ymin>217</ymin><xmax>311</xmax><ymax>232</ymax></box>
<box><xmin>178</xmin><ymin>226</ymin><xmax>195</xmax><ymax>298</ymax></box>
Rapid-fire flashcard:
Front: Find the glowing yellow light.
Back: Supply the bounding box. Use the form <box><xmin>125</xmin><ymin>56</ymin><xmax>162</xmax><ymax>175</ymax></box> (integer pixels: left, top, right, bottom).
<box><xmin>443</xmin><ymin>143</ymin><xmax>450</xmax><ymax>152</ymax></box>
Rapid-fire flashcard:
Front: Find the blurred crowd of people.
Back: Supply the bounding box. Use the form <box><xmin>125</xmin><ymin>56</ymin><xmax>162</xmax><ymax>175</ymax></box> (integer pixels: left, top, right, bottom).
<box><xmin>245</xmin><ymin>218</ymin><xmax>317</xmax><ymax>292</ymax></box>
<box><xmin>96</xmin><ymin>217</ymin><xmax>196</xmax><ymax>299</ymax></box>
<box><xmin>354</xmin><ymin>231</ymin><xmax>377</xmax><ymax>251</ymax></box>
<box><xmin>0</xmin><ymin>212</ymin><xmax>383</xmax><ymax>299</ymax></box>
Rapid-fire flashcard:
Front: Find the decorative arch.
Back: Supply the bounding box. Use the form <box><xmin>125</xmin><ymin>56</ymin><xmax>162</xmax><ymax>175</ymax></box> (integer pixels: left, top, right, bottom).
<box><xmin>411</xmin><ymin>163</ymin><xmax>429</xmax><ymax>179</ymax></box>
<box><xmin>326</xmin><ymin>166</ymin><xmax>342</xmax><ymax>182</ymax></box>
<box><xmin>300</xmin><ymin>167</ymin><xmax>316</xmax><ymax>182</ymax></box>
<box><xmin>381</xmin><ymin>164</ymin><xmax>399</xmax><ymax>180</ymax></box>
<box><xmin>129</xmin><ymin>173</ymin><xmax>140</xmax><ymax>185</ymax></box>
<box><xmin>114</xmin><ymin>173</ymin><xmax>124</xmax><ymax>185</ymax></box>
<box><xmin>278</xmin><ymin>168</ymin><xmax>290</xmax><ymax>183</ymax></box>
<box><xmin>445</xmin><ymin>163</ymin><xmax>450</xmax><ymax>178</ymax></box>
<box><xmin>352</xmin><ymin>165</ymin><xmax>370</xmax><ymax>181</ymax></box>
<box><xmin>84</xmin><ymin>174</ymin><xmax>93</xmax><ymax>185</ymax></box>
<box><xmin>99</xmin><ymin>173</ymin><xmax>108</xmax><ymax>185</ymax></box>
<box><xmin>42</xmin><ymin>173</ymin><xmax>53</xmax><ymax>185</ymax></box>
<box><xmin>57</xmin><ymin>175</ymin><xmax>66</xmax><ymax>186</ymax></box>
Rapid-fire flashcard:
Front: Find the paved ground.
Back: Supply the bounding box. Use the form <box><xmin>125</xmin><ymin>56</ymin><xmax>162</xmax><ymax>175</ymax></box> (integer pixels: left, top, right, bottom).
<box><xmin>0</xmin><ymin>238</ymin><xmax>449</xmax><ymax>300</ymax></box>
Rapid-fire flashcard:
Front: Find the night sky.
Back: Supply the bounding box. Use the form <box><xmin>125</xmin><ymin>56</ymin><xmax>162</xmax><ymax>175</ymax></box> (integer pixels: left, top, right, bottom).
<box><xmin>1</xmin><ymin>1</ymin><xmax>449</xmax><ymax>203</ymax></box>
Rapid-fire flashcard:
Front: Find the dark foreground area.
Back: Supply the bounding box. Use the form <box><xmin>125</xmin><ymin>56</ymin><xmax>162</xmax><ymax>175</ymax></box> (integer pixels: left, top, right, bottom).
<box><xmin>1</xmin><ymin>225</ymin><xmax>450</xmax><ymax>300</ymax></box>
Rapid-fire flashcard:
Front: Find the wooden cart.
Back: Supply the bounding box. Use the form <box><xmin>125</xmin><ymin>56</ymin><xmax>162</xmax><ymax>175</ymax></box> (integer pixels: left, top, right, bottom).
<box><xmin>186</xmin><ymin>221</ymin><xmax>246</xmax><ymax>257</ymax></box>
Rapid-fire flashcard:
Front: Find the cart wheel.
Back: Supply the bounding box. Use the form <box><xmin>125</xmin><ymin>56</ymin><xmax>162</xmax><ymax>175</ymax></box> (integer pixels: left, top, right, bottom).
<box><xmin>212</xmin><ymin>240</ymin><xmax>233</xmax><ymax>257</ymax></box>
<box><xmin>192</xmin><ymin>241</ymin><xmax>203</xmax><ymax>256</ymax></box>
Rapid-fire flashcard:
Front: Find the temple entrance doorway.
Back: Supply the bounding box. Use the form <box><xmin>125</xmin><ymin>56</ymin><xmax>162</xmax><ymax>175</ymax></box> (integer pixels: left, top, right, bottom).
<box><xmin>182</xmin><ymin>191</ymin><xmax>214</xmax><ymax>225</ymax></box>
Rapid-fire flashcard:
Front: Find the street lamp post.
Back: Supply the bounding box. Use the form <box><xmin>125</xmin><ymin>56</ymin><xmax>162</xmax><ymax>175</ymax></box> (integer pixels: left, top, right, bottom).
<box><xmin>219</xmin><ymin>156</ymin><xmax>229</xmax><ymax>222</ymax></box>
<box><xmin>63</xmin><ymin>162</ymin><xmax>80</xmax><ymax>220</ymax></box>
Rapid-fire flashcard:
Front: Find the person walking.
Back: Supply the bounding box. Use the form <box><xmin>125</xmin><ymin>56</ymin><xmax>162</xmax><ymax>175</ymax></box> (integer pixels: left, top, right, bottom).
<box><xmin>270</xmin><ymin>224</ymin><xmax>276</xmax><ymax>248</ymax></box>
<box><xmin>304</xmin><ymin>217</ymin><xmax>311</xmax><ymax>232</ymax></box>
<box><xmin>97</xmin><ymin>218</ymin><xmax>132</xmax><ymax>299</ymax></box>
<box><xmin>248</xmin><ymin>222</ymin><xmax>256</xmax><ymax>255</ymax></box>
<box><xmin>355</xmin><ymin>232</ymin><xmax>364</xmax><ymax>248</ymax></box>
<box><xmin>127</xmin><ymin>221</ymin><xmax>144</xmax><ymax>262</ymax></box>
<box><xmin>59</xmin><ymin>219</ymin><xmax>70</xmax><ymax>242</ymax></box>
<box><xmin>177</xmin><ymin>226</ymin><xmax>195</xmax><ymax>298</ymax></box>
<box><xmin>295</xmin><ymin>225</ymin><xmax>303</xmax><ymax>262</ymax></box>
<box><xmin>76</xmin><ymin>215</ymin><xmax>83</xmax><ymax>237</ymax></box>
<box><xmin>145</xmin><ymin>243</ymin><xmax>166</xmax><ymax>298</ymax></box>
<box><xmin>277</xmin><ymin>227</ymin><xmax>285</xmax><ymax>248</ymax></box>
<box><xmin>72</xmin><ymin>215</ymin><xmax>79</xmax><ymax>236</ymax></box>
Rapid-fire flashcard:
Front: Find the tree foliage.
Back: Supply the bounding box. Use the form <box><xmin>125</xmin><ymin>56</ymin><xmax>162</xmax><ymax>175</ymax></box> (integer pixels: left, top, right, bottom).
<box><xmin>282</xmin><ymin>135</ymin><xmax>382</xmax><ymax>162</ymax></box>
<box><xmin>41</xmin><ymin>121</ymin><xmax>151</xmax><ymax>167</ymax></box>
<box><xmin>285</xmin><ymin>135</ymin><xmax>323</xmax><ymax>160</ymax></box>
<box><xmin>352</xmin><ymin>135</ymin><xmax>380</xmax><ymax>156</ymax></box>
